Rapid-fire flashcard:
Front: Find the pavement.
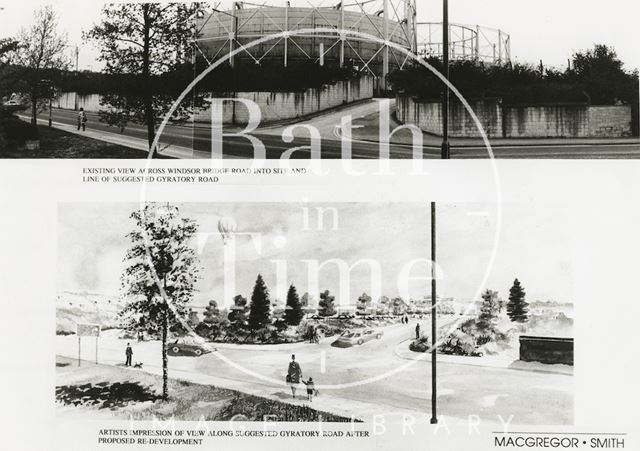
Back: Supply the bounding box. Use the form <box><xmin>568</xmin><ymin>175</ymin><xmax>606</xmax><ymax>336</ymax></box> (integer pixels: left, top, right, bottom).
<box><xmin>56</xmin><ymin>320</ymin><xmax>573</xmax><ymax>425</ymax></box>
<box><xmin>26</xmin><ymin>102</ymin><xmax>640</xmax><ymax>159</ymax></box>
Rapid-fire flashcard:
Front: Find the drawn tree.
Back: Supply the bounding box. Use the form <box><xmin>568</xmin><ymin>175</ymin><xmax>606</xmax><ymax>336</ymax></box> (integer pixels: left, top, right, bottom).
<box><xmin>248</xmin><ymin>275</ymin><xmax>271</xmax><ymax>330</ymax></box>
<box><xmin>120</xmin><ymin>203</ymin><xmax>201</xmax><ymax>399</ymax></box>
<box><xmin>284</xmin><ymin>284</ymin><xmax>304</xmax><ymax>326</ymax></box>
<box><xmin>356</xmin><ymin>292</ymin><xmax>372</xmax><ymax>314</ymax></box>
<box><xmin>507</xmin><ymin>279</ymin><xmax>529</xmax><ymax>323</ymax></box>
<box><xmin>476</xmin><ymin>289</ymin><xmax>499</xmax><ymax>337</ymax></box>
<box><xmin>13</xmin><ymin>6</ymin><xmax>70</xmax><ymax>127</ymax></box>
<box><xmin>318</xmin><ymin>290</ymin><xmax>336</xmax><ymax>317</ymax></box>
<box><xmin>84</xmin><ymin>3</ymin><xmax>207</xmax><ymax>152</ymax></box>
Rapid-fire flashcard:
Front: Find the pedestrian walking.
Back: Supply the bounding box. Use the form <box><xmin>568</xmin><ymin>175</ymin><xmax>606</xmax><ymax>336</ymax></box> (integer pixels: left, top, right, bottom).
<box><xmin>286</xmin><ymin>354</ymin><xmax>302</xmax><ymax>398</ymax></box>
<box><xmin>77</xmin><ymin>108</ymin><xmax>87</xmax><ymax>131</ymax></box>
<box><xmin>302</xmin><ymin>377</ymin><xmax>316</xmax><ymax>401</ymax></box>
<box><xmin>125</xmin><ymin>343</ymin><xmax>133</xmax><ymax>366</ymax></box>
<box><xmin>415</xmin><ymin>323</ymin><xmax>421</xmax><ymax>340</ymax></box>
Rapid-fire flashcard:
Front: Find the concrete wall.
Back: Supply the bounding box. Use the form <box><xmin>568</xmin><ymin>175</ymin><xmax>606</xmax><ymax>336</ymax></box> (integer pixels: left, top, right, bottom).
<box><xmin>396</xmin><ymin>95</ymin><xmax>633</xmax><ymax>138</ymax></box>
<box><xmin>54</xmin><ymin>76</ymin><xmax>374</xmax><ymax>124</ymax></box>
<box><xmin>396</xmin><ymin>96</ymin><xmax>502</xmax><ymax>138</ymax></box>
<box><xmin>198</xmin><ymin>75</ymin><xmax>374</xmax><ymax>125</ymax></box>
<box><xmin>53</xmin><ymin>92</ymin><xmax>101</xmax><ymax>112</ymax></box>
<box><xmin>519</xmin><ymin>336</ymin><xmax>573</xmax><ymax>366</ymax></box>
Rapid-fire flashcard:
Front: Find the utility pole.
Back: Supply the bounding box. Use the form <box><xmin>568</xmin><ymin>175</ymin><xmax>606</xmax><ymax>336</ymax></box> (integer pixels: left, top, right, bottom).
<box><xmin>430</xmin><ymin>0</ymin><xmax>451</xmax><ymax>427</ymax></box>
<box><xmin>441</xmin><ymin>0</ymin><xmax>450</xmax><ymax>159</ymax></box>
<box><xmin>74</xmin><ymin>46</ymin><xmax>79</xmax><ymax>111</ymax></box>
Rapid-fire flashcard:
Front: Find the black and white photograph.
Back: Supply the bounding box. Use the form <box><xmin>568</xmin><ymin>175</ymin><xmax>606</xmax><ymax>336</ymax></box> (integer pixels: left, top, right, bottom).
<box><xmin>55</xmin><ymin>202</ymin><xmax>573</xmax><ymax>425</ymax></box>
<box><xmin>0</xmin><ymin>0</ymin><xmax>637</xmax><ymax>159</ymax></box>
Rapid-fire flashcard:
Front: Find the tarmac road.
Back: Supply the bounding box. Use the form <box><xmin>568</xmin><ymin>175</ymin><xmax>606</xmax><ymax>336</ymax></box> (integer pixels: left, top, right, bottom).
<box><xmin>35</xmin><ymin>105</ymin><xmax>640</xmax><ymax>159</ymax></box>
<box><xmin>56</xmin><ymin>320</ymin><xmax>572</xmax><ymax>425</ymax></box>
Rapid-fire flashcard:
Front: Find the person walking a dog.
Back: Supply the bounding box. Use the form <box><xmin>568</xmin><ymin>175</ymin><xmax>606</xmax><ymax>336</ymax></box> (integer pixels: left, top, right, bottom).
<box><xmin>125</xmin><ymin>343</ymin><xmax>133</xmax><ymax>366</ymax></box>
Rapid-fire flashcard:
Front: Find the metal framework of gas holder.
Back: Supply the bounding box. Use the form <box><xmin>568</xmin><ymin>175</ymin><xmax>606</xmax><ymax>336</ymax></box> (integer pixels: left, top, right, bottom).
<box><xmin>193</xmin><ymin>0</ymin><xmax>418</xmax><ymax>88</ymax></box>
<box><xmin>417</xmin><ymin>22</ymin><xmax>511</xmax><ymax>64</ymax></box>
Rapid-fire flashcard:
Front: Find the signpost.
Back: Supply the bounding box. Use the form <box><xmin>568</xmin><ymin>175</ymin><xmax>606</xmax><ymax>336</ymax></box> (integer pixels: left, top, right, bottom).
<box><xmin>77</xmin><ymin>323</ymin><xmax>100</xmax><ymax>366</ymax></box>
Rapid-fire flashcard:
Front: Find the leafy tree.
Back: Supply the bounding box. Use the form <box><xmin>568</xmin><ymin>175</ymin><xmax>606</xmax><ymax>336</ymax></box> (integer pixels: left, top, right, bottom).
<box><xmin>300</xmin><ymin>292</ymin><xmax>310</xmax><ymax>307</ymax></box>
<box><xmin>507</xmin><ymin>279</ymin><xmax>529</xmax><ymax>323</ymax></box>
<box><xmin>85</xmin><ymin>3</ymin><xmax>205</xmax><ymax>152</ymax></box>
<box><xmin>228</xmin><ymin>294</ymin><xmax>249</xmax><ymax>326</ymax></box>
<box><xmin>203</xmin><ymin>300</ymin><xmax>220</xmax><ymax>324</ymax></box>
<box><xmin>248</xmin><ymin>275</ymin><xmax>271</xmax><ymax>330</ymax></box>
<box><xmin>13</xmin><ymin>6</ymin><xmax>70</xmax><ymax>127</ymax></box>
<box><xmin>196</xmin><ymin>299</ymin><xmax>228</xmax><ymax>340</ymax></box>
<box><xmin>569</xmin><ymin>44</ymin><xmax>639</xmax><ymax>106</ymax></box>
<box><xmin>120</xmin><ymin>203</ymin><xmax>201</xmax><ymax>399</ymax></box>
<box><xmin>391</xmin><ymin>297</ymin><xmax>407</xmax><ymax>316</ymax></box>
<box><xmin>476</xmin><ymin>290</ymin><xmax>499</xmax><ymax>336</ymax></box>
<box><xmin>284</xmin><ymin>284</ymin><xmax>304</xmax><ymax>326</ymax></box>
<box><xmin>187</xmin><ymin>309</ymin><xmax>200</xmax><ymax>327</ymax></box>
<box><xmin>318</xmin><ymin>290</ymin><xmax>336</xmax><ymax>317</ymax></box>
<box><xmin>356</xmin><ymin>292</ymin><xmax>372</xmax><ymax>314</ymax></box>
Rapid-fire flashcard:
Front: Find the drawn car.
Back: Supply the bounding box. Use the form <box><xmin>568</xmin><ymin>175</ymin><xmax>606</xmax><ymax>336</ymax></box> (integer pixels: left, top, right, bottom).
<box><xmin>331</xmin><ymin>328</ymin><xmax>383</xmax><ymax>347</ymax></box>
<box><xmin>166</xmin><ymin>339</ymin><xmax>214</xmax><ymax>357</ymax></box>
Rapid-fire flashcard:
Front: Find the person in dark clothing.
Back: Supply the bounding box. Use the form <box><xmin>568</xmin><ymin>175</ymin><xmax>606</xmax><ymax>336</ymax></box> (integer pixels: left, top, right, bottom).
<box><xmin>77</xmin><ymin>108</ymin><xmax>87</xmax><ymax>131</ymax></box>
<box><xmin>125</xmin><ymin>343</ymin><xmax>133</xmax><ymax>366</ymax></box>
<box><xmin>415</xmin><ymin>323</ymin><xmax>421</xmax><ymax>340</ymax></box>
<box><xmin>286</xmin><ymin>354</ymin><xmax>302</xmax><ymax>398</ymax></box>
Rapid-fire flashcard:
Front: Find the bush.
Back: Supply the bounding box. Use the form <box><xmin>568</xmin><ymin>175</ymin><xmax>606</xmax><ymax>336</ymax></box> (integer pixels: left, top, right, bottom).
<box><xmin>439</xmin><ymin>330</ymin><xmax>482</xmax><ymax>356</ymax></box>
<box><xmin>409</xmin><ymin>337</ymin><xmax>430</xmax><ymax>353</ymax></box>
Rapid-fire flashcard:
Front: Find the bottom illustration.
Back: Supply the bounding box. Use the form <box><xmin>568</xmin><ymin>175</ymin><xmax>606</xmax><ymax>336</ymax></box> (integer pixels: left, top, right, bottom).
<box><xmin>55</xmin><ymin>202</ymin><xmax>574</xmax><ymax>426</ymax></box>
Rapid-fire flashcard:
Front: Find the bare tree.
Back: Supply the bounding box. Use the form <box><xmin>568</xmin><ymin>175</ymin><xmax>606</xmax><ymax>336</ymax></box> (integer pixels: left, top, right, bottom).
<box><xmin>14</xmin><ymin>6</ymin><xmax>69</xmax><ymax>126</ymax></box>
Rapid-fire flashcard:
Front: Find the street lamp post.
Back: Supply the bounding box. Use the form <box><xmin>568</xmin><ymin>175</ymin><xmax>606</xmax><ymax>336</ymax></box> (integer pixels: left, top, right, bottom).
<box><xmin>430</xmin><ymin>0</ymin><xmax>451</xmax><ymax>427</ymax></box>
<box><xmin>441</xmin><ymin>0</ymin><xmax>450</xmax><ymax>159</ymax></box>
<box><xmin>430</xmin><ymin>202</ymin><xmax>437</xmax><ymax>424</ymax></box>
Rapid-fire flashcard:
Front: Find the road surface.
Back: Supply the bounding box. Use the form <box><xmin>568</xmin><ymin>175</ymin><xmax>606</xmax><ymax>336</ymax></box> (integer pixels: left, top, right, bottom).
<box><xmin>35</xmin><ymin>103</ymin><xmax>640</xmax><ymax>159</ymax></box>
<box><xmin>56</xmin><ymin>321</ymin><xmax>572</xmax><ymax>425</ymax></box>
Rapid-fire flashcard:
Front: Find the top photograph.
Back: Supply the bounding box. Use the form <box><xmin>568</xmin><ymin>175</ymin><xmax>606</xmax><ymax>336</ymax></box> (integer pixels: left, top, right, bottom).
<box><xmin>0</xmin><ymin>0</ymin><xmax>638</xmax><ymax>159</ymax></box>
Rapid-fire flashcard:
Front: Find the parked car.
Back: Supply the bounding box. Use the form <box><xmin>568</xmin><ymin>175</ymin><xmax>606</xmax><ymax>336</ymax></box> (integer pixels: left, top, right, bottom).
<box><xmin>331</xmin><ymin>328</ymin><xmax>383</xmax><ymax>347</ymax></box>
<box><xmin>335</xmin><ymin>313</ymin><xmax>355</xmax><ymax>320</ymax></box>
<box><xmin>166</xmin><ymin>339</ymin><xmax>215</xmax><ymax>357</ymax></box>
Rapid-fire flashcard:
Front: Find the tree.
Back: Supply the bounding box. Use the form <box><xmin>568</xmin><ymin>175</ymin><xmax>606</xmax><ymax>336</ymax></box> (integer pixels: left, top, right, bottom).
<box><xmin>248</xmin><ymin>275</ymin><xmax>271</xmax><ymax>330</ymax></box>
<box><xmin>203</xmin><ymin>300</ymin><xmax>220</xmax><ymax>324</ymax></box>
<box><xmin>570</xmin><ymin>44</ymin><xmax>639</xmax><ymax>105</ymax></box>
<box><xmin>85</xmin><ymin>3</ymin><xmax>205</xmax><ymax>152</ymax></box>
<box><xmin>507</xmin><ymin>279</ymin><xmax>529</xmax><ymax>323</ymax></box>
<box><xmin>284</xmin><ymin>284</ymin><xmax>304</xmax><ymax>326</ymax></box>
<box><xmin>120</xmin><ymin>203</ymin><xmax>201</xmax><ymax>399</ymax></box>
<box><xmin>228</xmin><ymin>294</ymin><xmax>248</xmax><ymax>326</ymax></box>
<box><xmin>476</xmin><ymin>290</ymin><xmax>499</xmax><ymax>336</ymax></box>
<box><xmin>356</xmin><ymin>292</ymin><xmax>372</xmax><ymax>314</ymax></box>
<box><xmin>13</xmin><ymin>6</ymin><xmax>70</xmax><ymax>127</ymax></box>
<box><xmin>391</xmin><ymin>297</ymin><xmax>407</xmax><ymax>316</ymax></box>
<box><xmin>187</xmin><ymin>309</ymin><xmax>200</xmax><ymax>327</ymax></box>
<box><xmin>300</xmin><ymin>292</ymin><xmax>310</xmax><ymax>307</ymax></box>
<box><xmin>197</xmin><ymin>299</ymin><xmax>227</xmax><ymax>340</ymax></box>
<box><xmin>318</xmin><ymin>290</ymin><xmax>336</xmax><ymax>317</ymax></box>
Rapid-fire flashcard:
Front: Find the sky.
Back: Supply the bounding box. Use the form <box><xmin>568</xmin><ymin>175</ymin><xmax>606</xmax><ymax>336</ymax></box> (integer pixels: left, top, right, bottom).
<box><xmin>0</xmin><ymin>0</ymin><xmax>638</xmax><ymax>72</ymax></box>
<box><xmin>57</xmin><ymin>202</ymin><xmax>573</xmax><ymax>307</ymax></box>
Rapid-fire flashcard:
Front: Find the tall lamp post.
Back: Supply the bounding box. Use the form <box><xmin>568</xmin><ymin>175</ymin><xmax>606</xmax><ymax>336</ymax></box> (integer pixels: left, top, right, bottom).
<box><xmin>431</xmin><ymin>0</ymin><xmax>451</xmax><ymax>427</ymax></box>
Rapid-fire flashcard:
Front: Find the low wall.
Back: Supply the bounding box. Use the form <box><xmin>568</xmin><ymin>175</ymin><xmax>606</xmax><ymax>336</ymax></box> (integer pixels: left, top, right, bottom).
<box><xmin>53</xmin><ymin>92</ymin><xmax>101</xmax><ymax>112</ymax></box>
<box><xmin>519</xmin><ymin>336</ymin><xmax>573</xmax><ymax>365</ymax></box>
<box><xmin>196</xmin><ymin>75</ymin><xmax>375</xmax><ymax>125</ymax></box>
<box><xmin>396</xmin><ymin>95</ymin><xmax>633</xmax><ymax>138</ymax></box>
<box><xmin>54</xmin><ymin>75</ymin><xmax>375</xmax><ymax>125</ymax></box>
<box><xmin>396</xmin><ymin>96</ymin><xmax>502</xmax><ymax>138</ymax></box>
